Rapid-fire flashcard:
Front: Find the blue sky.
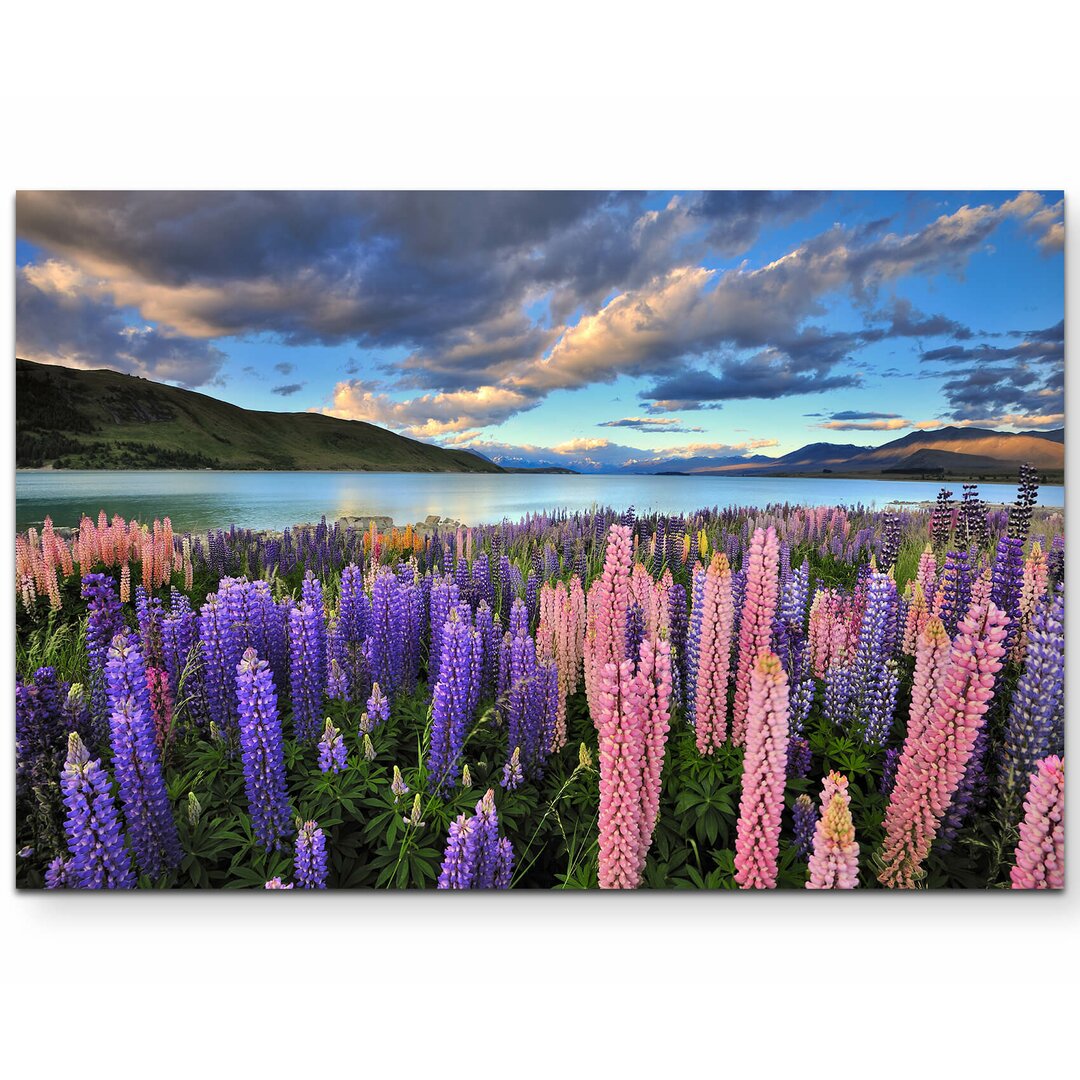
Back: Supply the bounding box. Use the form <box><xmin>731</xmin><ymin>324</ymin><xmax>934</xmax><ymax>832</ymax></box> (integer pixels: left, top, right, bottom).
<box><xmin>15</xmin><ymin>191</ymin><xmax>1063</xmax><ymax>472</ymax></box>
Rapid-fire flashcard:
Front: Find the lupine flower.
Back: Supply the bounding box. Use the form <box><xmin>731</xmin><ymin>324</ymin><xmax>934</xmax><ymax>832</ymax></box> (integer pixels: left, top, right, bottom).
<box><xmin>391</xmin><ymin>765</ymin><xmax>409</xmax><ymax>802</ymax></box>
<box><xmin>294</xmin><ymin>819</ymin><xmax>328</xmax><ymax>888</ymax></box>
<box><xmin>462</xmin><ymin>763</ymin><xmax>473</xmax><ymax>789</ymax></box>
<box><xmin>59</xmin><ymin>730</ymin><xmax>137</xmax><ymax>889</ymax></box>
<box><xmin>584</xmin><ymin>524</ymin><xmax>632</xmax><ymax>722</ymax></box>
<box><xmin>105</xmin><ymin>630</ymin><xmax>183</xmax><ymax>878</ymax></box>
<box><xmin>880</xmin><ymin>747</ymin><xmax>900</xmax><ymax>796</ymax></box>
<box><xmin>878</xmin><ymin>601</ymin><xmax>1008</xmax><ymax>888</ymax></box>
<box><xmin>734</xmin><ymin>651</ymin><xmax>790</xmax><ymax>889</ymax></box>
<box><xmin>501</xmin><ymin>745</ymin><xmax>524</xmax><ymax>791</ymax></box>
<box><xmin>235</xmin><ymin>648</ymin><xmax>292</xmax><ymax>851</ymax></box>
<box><xmin>786</xmin><ymin>736</ymin><xmax>811</xmax><ymax>779</ymax></box>
<box><xmin>428</xmin><ymin>607</ymin><xmax>480</xmax><ymax>792</ymax></box>
<box><xmin>265</xmin><ymin>877</ymin><xmax>294</xmax><ymax>889</ymax></box>
<box><xmin>732</xmin><ymin>527</ymin><xmax>780</xmax><ymax>746</ymax></box>
<box><xmin>792</xmin><ymin>794</ymin><xmax>816</xmax><ymax>862</ymax></box>
<box><xmin>317</xmin><ymin>717</ymin><xmax>348</xmax><ymax>773</ymax></box>
<box><xmin>1010</xmin><ymin>756</ymin><xmax>1064</xmax><ymax>890</ymax></box>
<box><xmin>437</xmin><ymin>789</ymin><xmax>514</xmax><ymax>889</ymax></box>
<box><xmin>850</xmin><ymin>571</ymin><xmax>899</xmax><ymax>747</ymax></box>
<box><xmin>362</xmin><ymin>734</ymin><xmax>376</xmax><ymax>762</ymax></box>
<box><xmin>288</xmin><ymin>600</ymin><xmax>325</xmax><ymax>743</ymax></box>
<box><xmin>187</xmin><ymin>791</ymin><xmax>202</xmax><ymax>827</ymax></box>
<box><xmin>806</xmin><ymin>772</ymin><xmax>860</xmax><ymax>889</ymax></box>
<box><xmin>45</xmin><ymin>856</ymin><xmax>72</xmax><ymax>889</ymax></box>
<box><xmin>997</xmin><ymin>587</ymin><xmax>1065</xmax><ymax>820</ymax></box>
<box><xmin>692</xmin><ymin>553</ymin><xmax>734</xmax><ymax>754</ymax></box>
<box><xmin>990</xmin><ymin>535</ymin><xmax>1025</xmax><ymax>647</ymax></box>
<box><xmin>82</xmin><ymin>573</ymin><xmax>124</xmax><ymax>730</ymax></box>
<box><xmin>403</xmin><ymin>793</ymin><xmax>425</xmax><ymax>828</ymax></box>
<box><xmin>366</xmin><ymin>682</ymin><xmax>390</xmax><ymax>728</ymax></box>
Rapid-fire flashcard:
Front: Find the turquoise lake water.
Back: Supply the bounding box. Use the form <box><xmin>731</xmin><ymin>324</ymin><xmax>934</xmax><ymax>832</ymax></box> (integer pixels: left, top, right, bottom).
<box><xmin>15</xmin><ymin>470</ymin><xmax>1064</xmax><ymax>533</ymax></box>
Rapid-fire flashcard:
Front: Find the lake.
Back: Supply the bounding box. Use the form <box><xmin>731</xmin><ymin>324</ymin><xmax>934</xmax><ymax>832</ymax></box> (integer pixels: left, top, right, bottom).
<box><xmin>15</xmin><ymin>470</ymin><xmax>1065</xmax><ymax>533</ymax></box>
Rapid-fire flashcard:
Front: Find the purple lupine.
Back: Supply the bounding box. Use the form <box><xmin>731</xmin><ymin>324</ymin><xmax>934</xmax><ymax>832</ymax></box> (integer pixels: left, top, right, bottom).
<box><xmin>427</xmin><ymin>607</ymin><xmax>478</xmax><ymax>792</ymax></box>
<box><xmin>851</xmin><ymin>572</ymin><xmax>899</xmax><ymax>746</ymax></box>
<box><xmin>937</xmin><ymin>548</ymin><xmax>971</xmax><ymax>636</ymax></box>
<box><xmin>105</xmin><ymin>630</ymin><xmax>183</xmax><ymax>878</ymax></box>
<box><xmin>236</xmin><ymin>648</ymin><xmax>292</xmax><ymax>851</ymax></box>
<box><xmin>294</xmin><ymin>819</ymin><xmax>328</xmax><ymax>888</ymax></box>
<box><xmin>366</xmin><ymin>682</ymin><xmax>390</xmax><ymax>728</ymax></box>
<box><xmin>199</xmin><ymin>592</ymin><xmax>242</xmax><ymax>738</ymax></box>
<box><xmin>501</xmin><ymin>745</ymin><xmax>524</xmax><ymax>790</ymax></box>
<box><xmin>792</xmin><ymin>793</ymin><xmax>816</xmax><ymax>862</ymax></box>
<box><xmin>474</xmin><ymin>601</ymin><xmax>497</xmax><ymax>697</ymax></box>
<box><xmin>880</xmin><ymin>746</ymin><xmax>901</xmax><ymax>796</ymax></box>
<box><xmin>823</xmin><ymin>663</ymin><xmax>856</xmax><ymax>730</ymax></box>
<box><xmin>59</xmin><ymin>732</ymin><xmax>135</xmax><ymax>889</ymax></box>
<box><xmin>16</xmin><ymin>666</ymin><xmax>69</xmax><ymax>793</ymax></box>
<box><xmin>317</xmin><ymin>718</ymin><xmax>348</xmax><ymax>774</ymax></box>
<box><xmin>264</xmin><ymin>877</ymin><xmax>294</xmax><ymax>890</ymax></box>
<box><xmin>288</xmin><ymin>600</ymin><xmax>325</xmax><ymax>743</ymax></box>
<box><xmin>428</xmin><ymin>575</ymin><xmax>460</xmax><ymax>686</ymax></box>
<box><xmin>625</xmin><ymin>600</ymin><xmax>646</xmax><ymax>664</ymax></box>
<box><xmin>162</xmin><ymin>590</ymin><xmax>200</xmax><ymax>722</ymax></box>
<box><xmin>370</xmin><ymin>567</ymin><xmax>407</xmax><ymax>698</ymax></box>
<box><xmin>45</xmin><ymin>856</ymin><xmax>72</xmax><ymax>889</ymax></box>
<box><xmin>82</xmin><ymin>572</ymin><xmax>123</xmax><ymax>731</ymax></box>
<box><xmin>786</xmin><ymin>736</ymin><xmax>811</xmax><ymax>780</ymax></box>
<box><xmin>437</xmin><ymin>789</ymin><xmax>514</xmax><ymax>890</ymax></box>
<box><xmin>997</xmin><ymin>587</ymin><xmax>1065</xmax><ymax>818</ymax></box>
<box><xmin>667</xmin><ymin>581</ymin><xmax>689</xmax><ymax>711</ymax></box>
<box><xmin>990</xmin><ymin>535</ymin><xmax>1025</xmax><ymax>648</ymax></box>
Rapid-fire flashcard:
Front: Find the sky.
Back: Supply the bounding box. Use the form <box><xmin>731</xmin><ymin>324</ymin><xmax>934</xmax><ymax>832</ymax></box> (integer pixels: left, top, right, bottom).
<box><xmin>15</xmin><ymin>190</ymin><xmax>1064</xmax><ymax>473</ymax></box>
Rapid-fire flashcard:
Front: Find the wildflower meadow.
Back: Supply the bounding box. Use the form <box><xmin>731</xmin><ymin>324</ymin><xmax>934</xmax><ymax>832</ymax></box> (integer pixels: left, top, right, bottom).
<box><xmin>15</xmin><ymin>470</ymin><xmax>1064</xmax><ymax>890</ymax></box>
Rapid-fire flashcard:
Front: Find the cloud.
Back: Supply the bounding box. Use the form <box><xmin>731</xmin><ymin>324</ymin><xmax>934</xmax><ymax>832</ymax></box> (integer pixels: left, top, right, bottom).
<box><xmin>320</xmin><ymin>379</ymin><xmax>534</xmax><ymax>438</ymax></box>
<box><xmin>273</xmin><ymin>361</ymin><xmax>295</xmax><ymax>375</ymax></box>
<box><xmin>819</xmin><ymin>417</ymin><xmax>912</xmax><ymax>431</ymax></box>
<box><xmin>15</xmin><ymin>263</ymin><xmax>226</xmax><ymax>387</ymax></box>
<box><xmin>597</xmin><ymin>416</ymin><xmax>705</xmax><ymax>433</ymax></box>
<box><xmin>827</xmin><ymin>410</ymin><xmax>903</xmax><ymax>421</ymax></box>
<box><xmin>271</xmin><ymin>382</ymin><xmax>306</xmax><ymax>396</ymax></box>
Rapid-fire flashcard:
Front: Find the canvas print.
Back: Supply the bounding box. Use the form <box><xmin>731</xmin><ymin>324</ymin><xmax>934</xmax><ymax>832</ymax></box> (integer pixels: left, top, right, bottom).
<box><xmin>14</xmin><ymin>191</ymin><xmax>1064</xmax><ymax>890</ymax></box>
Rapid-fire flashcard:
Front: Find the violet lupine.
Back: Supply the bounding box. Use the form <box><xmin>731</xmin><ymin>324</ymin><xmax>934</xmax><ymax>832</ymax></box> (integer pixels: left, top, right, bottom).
<box><xmin>82</xmin><ymin>572</ymin><xmax>124</xmax><ymax>731</ymax></box>
<box><xmin>692</xmin><ymin>553</ymin><xmax>734</xmax><ymax>755</ymax></box>
<box><xmin>806</xmin><ymin>771</ymin><xmax>860</xmax><ymax>889</ymax></box>
<box><xmin>933</xmin><ymin>548</ymin><xmax>971</xmax><ymax>637</ymax></box>
<box><xmin>851</xmin><ymin>571</ymin><xmax>899</xmax><ymax>747</ymax></box>
<box><xmin>437</xmin><ymin>788</ymin><xmax>514</xmax><ymax>889</ymax></box>
<box><xmin>732</xmin><ymin>527</ymin><xmax>780</xmax><ymax>747</ymax></box>
<box><xmin>596</xmin><ymin>635</ymin><xmax>673</xmax><ymax>889</ymax></box>
<box><xmin>501</xmin><ymin>745</ymin><xmax>524</xmax><ymax>791</ymax></box>
<box><xmin>369</xmin><ymin>567</ymin><xmax>408</xmax><ymax>698</ymax></box>
<box><xmin>684</xmin><ymin>563</ymin><xmax>706</xmax><ymax>728</ymax></box>
<box><xmin>792</xmin><ymin>794</ymin><xmax>816</xmax><ymax>861</ymax></box>
<box><xmin>366</xmin><ymin>681</ymin><xmax>390</xmax><ymax>728</ymax></box>
<box><xmin>823</xmin><ymin>663</ymin><xmax>856</xmax><ymax>730</ymax></box>
<box><xmin>265</xmin><ymin>877</ymin><xmax>294</xmax><ymax>889</ymax></box>
<box><xmin>236</xmin><ymin>648</ymin><xmax>292</xmax><ymax>851</ymax></box>
<box><xmin>733</xmin><ymin>650</ymin><xmax>790</xmax><ymax>889</ymax></box>
<box><xmin>317</xmin><ymin>717</ymin><xmax>348</xmax><ymax>774</ymax></box>
<box><xmin>294</xmin><ymin>819</ymin><xmax>328</xmax><ymax>888</ymax></box>
<box><xmin>105</xmin><ymin>629</ymin><xmax>183</xmax><ymax>878</ymax></box>
<box><xmin>288</xmin><ymin>600</ymin><xmax>325</xmax><ymax>743</ymax></box>
<box><xmin>199</xmin><ymin>592</ymin><xmax>241</xmax><ymax>738</ymax></box>
<box><xmin>990</xmin><ymin>535</ymin><xmax>1025</xmax><ymax>648</ymax></box>
<box><xmin>878</xmin><ymin>600</ymin><xmax>1008</xmax><ymax>888</ymax></box>
<box><xmin>45</xmin><ymin>857</ymin><xmax>71</xmax><ymax>889</ymax></box>
<box><xmin>880</xmin><ymin>746</ymin><xmax>901</xmax><ymax>796</ymax></box>
<box><xmin>1010</xmin><ymin>755</ymin><xmax>1064</xmax><ymax>890</ymax></box>
<box><xmin>997</xmin><ymin>587</ymin><xmax>1065</xmax><ymax>820</ymax></box>
<box><xmin>59</xmin><ymin>732</ymin><xmax>135</xmax><ymax>889</ymax></box>
<box><xmin>427</xmin><ymin>606</ymin><xmax>479</xmax><ymax>792</ymax></box>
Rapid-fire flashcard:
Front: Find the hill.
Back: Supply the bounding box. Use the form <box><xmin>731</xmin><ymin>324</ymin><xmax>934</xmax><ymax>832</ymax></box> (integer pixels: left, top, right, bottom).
<box><xmin>15</xmin><ymin>359</ymin><xmax>504</xmax><ymax>473</ymax></box>
<box><xmin>697</xmin><ymin>426</ymin><xmax>1064</xmax><ymax>481</ymax></box>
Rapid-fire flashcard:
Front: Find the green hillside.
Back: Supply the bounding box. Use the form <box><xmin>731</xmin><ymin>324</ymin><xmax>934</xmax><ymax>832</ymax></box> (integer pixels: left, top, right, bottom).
<box><xmin>15</xmin><ymin>359</ymin><xmax>504</xmax><ymax>473</ymax></box>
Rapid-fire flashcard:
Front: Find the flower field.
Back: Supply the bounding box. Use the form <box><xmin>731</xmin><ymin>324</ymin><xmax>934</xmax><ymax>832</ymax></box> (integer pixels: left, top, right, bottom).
<box><xmin>14</xmin><ymin>474</ymin><xmax>1064</xmax><ymax>890</ymax></box>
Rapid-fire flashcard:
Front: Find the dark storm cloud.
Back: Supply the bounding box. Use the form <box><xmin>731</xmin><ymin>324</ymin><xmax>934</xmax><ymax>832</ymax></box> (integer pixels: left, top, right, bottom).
<box><xmin>690</xmin><ymin>191</ymin><xmax>828</xmax><ymax>254</ymax></box>
<box><xmin>271</xmin><ymin>382</ymin><xmax>306</xmax><ymax>396</ymax></box>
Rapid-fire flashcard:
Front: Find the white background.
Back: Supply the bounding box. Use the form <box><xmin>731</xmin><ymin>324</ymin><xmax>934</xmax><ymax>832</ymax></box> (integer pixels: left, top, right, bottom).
<box><xmin>2</xmin><ymin>3</ymin><xmax>1076</xmax><ymax>1075</ymax></box>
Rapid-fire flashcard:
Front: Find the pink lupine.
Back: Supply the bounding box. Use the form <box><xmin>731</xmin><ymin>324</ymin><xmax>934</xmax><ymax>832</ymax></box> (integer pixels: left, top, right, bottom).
<box><xmin>584</xmin><ymin>524</ymin><xmax>632</xmax><ymax>724</ymax></box>
<box><xmin>596</xmin><ymin>657</ymin><xmax>646</xmax><ymax>888</ymax></box>
<box><xmin>901</xmin><ymin>581</ymin><xmax>929</xmax><ymax>656</ymax></box>
<box><xmin>146</xmin><ymin>666</ymin><xmax>174</xmax><ymax>748</ymax></box>
<box><xmin>635</xmin><ymin>635</ymin><xmax>672</xmax><ymax>873</ymax></box>
<box><xmin>694</xmin><ymin>552</ymin><xmax>734</xmax><ymax>754</ymax></box>
<box><xmin>732</xmin><ymin>526</ymin><xmax>780</xmax><ymax>746</ymax></box>
<box><xmin>806</xmin><ymin>771</ymin><xmax>860</xmax><ymax>889</ymax></box>
<box><xmin>733</xmin><ymin>650</ymin><xmax>790</xmax><ymax>889</ymax></box>
<box><xmin>120</xmin><ymin>562</ymin><xmax>131</xmax><ymax>604</ymax></box>
<box><xmin>1013</xmin><ymin>541</ymin><xmax>1049</xmax><ymax>662</ymax></box>
<box><xmin>878</xmin><ymin>600</ymin><xmax>1008</xmax><ymax>888</ymax></box>
<box><xmin>969</xmin><ymin>567</ymin><xmax>992</xmax><ymax>610</ymax></box>
<box><xmin>915</xmin><ymin>543</ymin><xmax>938</xmax><ymax>598</ymax></box>
<box><xmin>907</xmin><ymin>615</ymin><xmax>951</xmax><ymax>747</ymax></box>
<box><xmin>809</xmin><ymin>588</ymin><xmax>851</xmax><ymax>678</ymax></box>
<box><xmin>538</xmin><ymin>576</ymin><xmax>586</xmax><ymax>750</ymax></box>
<box><xmin>1010</xmin><ymin>755</ymin><xmax>1064</xmax><ymax>890</ymax></box>
<box><xmin>596</xmin><ymin>630</ymin><xmax>673</xmax><ymax>890</ymax></box>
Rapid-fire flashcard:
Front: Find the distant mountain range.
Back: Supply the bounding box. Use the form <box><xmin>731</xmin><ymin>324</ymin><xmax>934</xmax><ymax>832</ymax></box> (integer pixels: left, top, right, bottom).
<box><xmin>16</xmin><ymin>359</ymin><xmax>503</xmax><ymax>473</ymax></box>
<box><xmin>675</xmin><ymin>426</ymin><xmax>1064</xmax><ymax>480</ymax></box>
